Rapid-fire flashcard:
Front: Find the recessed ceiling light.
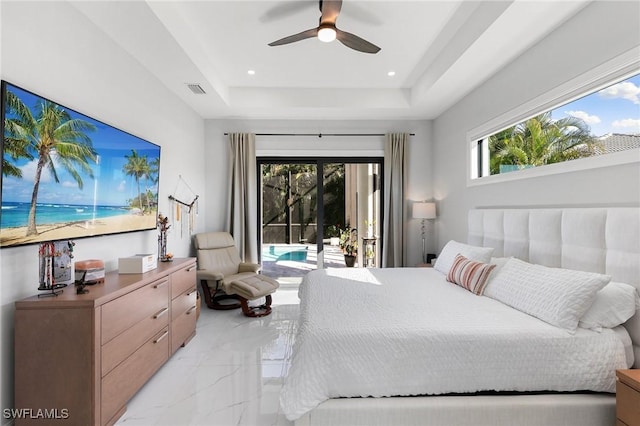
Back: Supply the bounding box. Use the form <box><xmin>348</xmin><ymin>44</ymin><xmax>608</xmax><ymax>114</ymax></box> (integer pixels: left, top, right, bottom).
<box><xmin>387</xmin><ymin>71</ymin><xmax>396</xmax><ymax>77</ymax></box>
<box><xmin>248</xmin><ymin>70</ymin><xmax>256</xmax><ymax>75</ymax></box>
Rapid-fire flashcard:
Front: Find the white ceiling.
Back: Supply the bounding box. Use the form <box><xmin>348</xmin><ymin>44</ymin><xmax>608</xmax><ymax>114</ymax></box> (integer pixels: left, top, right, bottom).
<box><xmin>70</xmin><ymin>0</ymin><xmax>590</xmax><ymax>120</ymax></box>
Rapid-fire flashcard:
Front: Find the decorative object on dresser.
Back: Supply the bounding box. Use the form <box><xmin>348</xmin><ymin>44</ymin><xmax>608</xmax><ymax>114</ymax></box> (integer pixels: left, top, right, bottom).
<box><xmin>14</xmin><ymin>258</ymin><xmax>197</xmax><ymax>425</ymax></box>
<box><xmin>37</xmin><ymin>241</ymin><xmax>64</xmax><ymax>296</ymax></box>
<box><xmin>118</xmin><ymin>253</ymin><xmax>157</xmax><ymax>274</ymax></box>
<box><xmin>74</xmin><ymin>259</ymin><xmax>105</xmax><ymax>284</ymax></box>
<box><xmin>157</xmin><ymin>213</ymin><xmax>172</xmax><ymax>262</ymax></box>
<box><xmin>37</xmin><ymin>240</ymin><xmax>75</xmax><ymax>296</ymax></box>
<box><xmin>617</xmin><ymin>369</ymin><xmax>640</xmax><ymax>426</ymax></box>
<box><xmin>412</xmin><ymin>201</ymin><xmax>436</xmax><ymax>264</ymax></box>
<box><xmin>195</xmin><ymin>231</ymin><xmax>279</xmax><ymax>317</ymax></box>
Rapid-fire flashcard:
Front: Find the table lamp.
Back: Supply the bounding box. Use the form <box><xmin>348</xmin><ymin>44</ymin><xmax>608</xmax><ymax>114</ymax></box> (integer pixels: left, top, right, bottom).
<box><xmin>412</xmin><ymin>202</ymin><xmax>436</xmax><ymax>264</ymax></box>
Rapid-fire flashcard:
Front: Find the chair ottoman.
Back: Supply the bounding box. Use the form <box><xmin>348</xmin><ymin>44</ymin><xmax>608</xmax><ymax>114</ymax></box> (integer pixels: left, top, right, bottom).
<box><xmin>226</xmin><ymin>274</ymin><xmax>280</xmax><ymax>317</ymax></box>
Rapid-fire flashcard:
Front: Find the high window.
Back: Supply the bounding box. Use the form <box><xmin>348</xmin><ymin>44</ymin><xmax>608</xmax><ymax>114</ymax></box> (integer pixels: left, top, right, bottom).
<box><xmin>472</xmin><ymin>72</ymin><xmax>640</xmax><ymax>180</ymax></box>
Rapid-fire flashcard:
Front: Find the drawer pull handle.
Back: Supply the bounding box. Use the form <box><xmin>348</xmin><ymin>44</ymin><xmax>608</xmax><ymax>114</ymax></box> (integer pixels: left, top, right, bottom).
<box><xmin>153</xmin><ymin>330</ymin><xmax>169</xmax><ymax>344</ymax></box>
<box><xmin>153</xmin><ymin>307</ymin><xmax>168</xmax><ymax>319</ymax></box>
<box><xmin>186</xmin><ymin>305</ymin><xmax>197</xmax><ymax>315</ymax></box>
<box><xmin>186</xmin><ymin>288</ymin><xmax>197</xmax><ymax>297</ymax></box>
<box><xmin>153</xmin><ymin>280</ymin><xmax>168</xmax><ymax>289</ymax></box>
<box><xmin>186</xmin><ymin>265</ymin><xmax>196</xmax><ymax>272</ymax></box>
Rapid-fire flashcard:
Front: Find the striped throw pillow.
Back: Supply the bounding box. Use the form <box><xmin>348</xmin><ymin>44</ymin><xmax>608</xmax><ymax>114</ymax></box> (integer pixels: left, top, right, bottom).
<box><xmin>446</xmin><ymin>254</ymin><xmax>496</xmax><ymax>295</ymax></box>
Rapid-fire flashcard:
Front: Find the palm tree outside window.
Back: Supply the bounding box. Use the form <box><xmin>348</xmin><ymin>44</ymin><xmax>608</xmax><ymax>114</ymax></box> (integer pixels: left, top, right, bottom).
<box><xmin>473</xmin><ymin>72</ymin><xmax>640</xmax><ymax>179</ymax></box>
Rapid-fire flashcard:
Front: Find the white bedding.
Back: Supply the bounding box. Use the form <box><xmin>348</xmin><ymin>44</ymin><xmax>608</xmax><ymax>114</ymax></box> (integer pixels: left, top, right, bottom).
<box><xmin>280</xmin><ymin>267</ymin><xmax>631</xmax><ymax>421</ymax></box>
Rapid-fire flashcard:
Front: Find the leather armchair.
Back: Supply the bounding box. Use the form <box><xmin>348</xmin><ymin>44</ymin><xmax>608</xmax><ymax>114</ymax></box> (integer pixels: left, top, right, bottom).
<box><xmin>194</xmin><ymin>231</ymin><xmax>279</xmax><ymax>317</ymax></box>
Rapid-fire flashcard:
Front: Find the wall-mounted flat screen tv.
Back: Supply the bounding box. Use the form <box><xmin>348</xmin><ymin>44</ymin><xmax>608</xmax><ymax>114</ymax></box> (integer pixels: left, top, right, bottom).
<box><xmin>1</xmin><ymin>81</ymin><xmax>161</xmax><ymax>248</ymax></box>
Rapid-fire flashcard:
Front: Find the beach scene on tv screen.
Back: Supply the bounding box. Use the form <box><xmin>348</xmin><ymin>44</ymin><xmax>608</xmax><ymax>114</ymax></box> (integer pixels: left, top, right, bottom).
<box><xmin>1</xmin><ymin>83</ymin><xmax>160</xmax><ymax>248</ymax></box>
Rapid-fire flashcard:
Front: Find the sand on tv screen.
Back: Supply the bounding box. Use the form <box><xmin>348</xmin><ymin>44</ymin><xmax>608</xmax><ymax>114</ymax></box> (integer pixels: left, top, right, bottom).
<box><xmin>0</xmin><ymin>81</ymin><xmax>161</xmax><ymax>248</ymax></box>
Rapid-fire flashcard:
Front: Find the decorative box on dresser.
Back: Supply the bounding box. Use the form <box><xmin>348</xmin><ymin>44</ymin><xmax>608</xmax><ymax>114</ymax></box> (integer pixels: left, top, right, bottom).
<box><xmin>617</xmin><ymin>369</ymin><xmax>640</xmax><ymax>426</ymax></box>
<box><xmin>14</xmin><ymin>258</ymin><xmax>197</xmax><ymax>426</ymax></box>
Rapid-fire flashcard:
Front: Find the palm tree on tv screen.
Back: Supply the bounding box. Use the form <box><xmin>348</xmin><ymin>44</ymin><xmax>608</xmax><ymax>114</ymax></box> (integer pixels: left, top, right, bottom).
<box><xmin>4</xmin><ymin>90</ymin><xmax>97</xmax><ymax>236</ymax></box>
<box><xmin>123</xmin><ymin>149</ymin><xmax>150</xmax><ymax>212</ymax></box>
<box><xmin>2</xmin><ymin>117</ymin><xmax>33</xmax><ymax>179</ymax></box>
<box><xmin>489</xmin><ymin>112</ymin><xmax>601</xmax><ymax>175</ymax></box>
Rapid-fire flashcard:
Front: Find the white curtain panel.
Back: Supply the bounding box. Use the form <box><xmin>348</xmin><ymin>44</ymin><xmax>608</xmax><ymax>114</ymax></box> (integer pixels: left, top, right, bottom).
<box><xmin>227</xmin><ymin>133</ymin><xmax>258</xmax><ymax>263</ymax></box>
<box><xmin>382</xmin><ymin>132</ymin><xmax>408</xmax><ymax>267</ymax></box>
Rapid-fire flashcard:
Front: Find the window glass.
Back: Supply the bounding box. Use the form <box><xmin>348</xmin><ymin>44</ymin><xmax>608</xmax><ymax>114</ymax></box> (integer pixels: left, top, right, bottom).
<box><xmin>476</xmin><ymin>73</ymin><xmax>640</xmax><ymax>178</ymax></box>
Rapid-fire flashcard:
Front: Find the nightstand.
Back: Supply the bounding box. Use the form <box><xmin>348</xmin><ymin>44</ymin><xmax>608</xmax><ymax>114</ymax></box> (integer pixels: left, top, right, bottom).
<box><xmin>616</xmin><ymin>369</ymin><xmax>640</xmax><ymax>425</ymax></box>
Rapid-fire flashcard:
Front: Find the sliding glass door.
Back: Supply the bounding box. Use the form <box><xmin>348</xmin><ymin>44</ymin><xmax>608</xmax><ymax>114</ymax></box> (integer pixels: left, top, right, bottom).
<box><xmin>258</xmin><ymin>158</ymin><xmax>382</xmax><ymax>281</ymax></box>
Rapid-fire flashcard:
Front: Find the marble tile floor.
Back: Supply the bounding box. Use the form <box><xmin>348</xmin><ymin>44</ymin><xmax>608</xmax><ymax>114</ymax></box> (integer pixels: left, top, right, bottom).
<box><xmin>115</xmin><ymin>288</ymin><xmax>301</xmax><ymax>426</ymax></box>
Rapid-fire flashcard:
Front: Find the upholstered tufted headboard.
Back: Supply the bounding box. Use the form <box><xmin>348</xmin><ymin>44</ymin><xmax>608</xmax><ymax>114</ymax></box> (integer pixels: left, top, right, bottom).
<box><xmin>468</xmin><ymin>207</ymin><xmax>640</xmax><ymax>367</ymax></box>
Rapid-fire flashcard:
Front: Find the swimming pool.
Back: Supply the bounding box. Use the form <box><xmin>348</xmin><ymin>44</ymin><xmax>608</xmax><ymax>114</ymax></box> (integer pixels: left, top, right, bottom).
<box><xmin>262</xmin><ymin>245</ymin><xmax>309</xmax><ymax>262</ymax></box>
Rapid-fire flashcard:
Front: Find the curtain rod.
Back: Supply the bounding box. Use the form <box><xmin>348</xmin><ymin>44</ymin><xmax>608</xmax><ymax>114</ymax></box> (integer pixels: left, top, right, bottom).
<box><xmin>223</xmin><ymin>132</ymin><xmax>415</xmax><ymax>137</ymax></box>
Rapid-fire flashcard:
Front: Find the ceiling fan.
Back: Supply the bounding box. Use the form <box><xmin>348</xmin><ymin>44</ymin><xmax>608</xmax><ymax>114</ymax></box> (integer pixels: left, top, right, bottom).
<box><xmin>268</xmin><ymin>0</ymin><xmax>381</xmax><ymax>54</ymax></box>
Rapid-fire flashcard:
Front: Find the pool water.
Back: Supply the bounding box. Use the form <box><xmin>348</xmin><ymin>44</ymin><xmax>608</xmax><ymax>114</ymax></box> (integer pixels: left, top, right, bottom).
<box><xmin>262</xmin><ymin>245</ymin><xmax>309</xmax><ymax>262</ymax></box>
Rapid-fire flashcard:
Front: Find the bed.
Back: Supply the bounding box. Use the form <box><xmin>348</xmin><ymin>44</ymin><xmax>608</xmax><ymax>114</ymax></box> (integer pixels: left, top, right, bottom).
<box><xmin>281</xmin><ymin>207</ymin><xmax>640</xmax><ymax>426</ymax></box>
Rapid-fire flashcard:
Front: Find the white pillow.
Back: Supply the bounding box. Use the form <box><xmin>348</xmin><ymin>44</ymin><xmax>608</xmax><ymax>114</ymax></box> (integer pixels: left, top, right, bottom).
<box><xmin>488</xmin><ymin>257</ymin><xmax>510</xmax><ymax>281</ymax></box>
<box><xmin>579</xmin><ymin>282</ymin><xmax>640</xmax><ymax>331</ymax></box>
<box><xmin>433</xmin><ymin>240</ymin><xmax>494</xmax><ymax>275</ymax></box>
<box><xmin>484</xmin><ymin>258</ymin><xmax>611</xmax><ymax>332</ymax></box>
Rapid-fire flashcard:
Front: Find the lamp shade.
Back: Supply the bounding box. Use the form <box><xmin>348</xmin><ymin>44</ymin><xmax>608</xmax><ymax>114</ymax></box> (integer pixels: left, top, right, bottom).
<box><xmin>412</xmin><ymin>202</ymin><xmax>436</xmax><ymax>219</ymax></box>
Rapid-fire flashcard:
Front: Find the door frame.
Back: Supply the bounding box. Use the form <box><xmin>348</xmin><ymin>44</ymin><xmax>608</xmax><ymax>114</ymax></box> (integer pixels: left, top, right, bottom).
<box><xmin>257</xmin><ymin>156</ymin><xmax>384</xmax><ymax>268</ymax></box>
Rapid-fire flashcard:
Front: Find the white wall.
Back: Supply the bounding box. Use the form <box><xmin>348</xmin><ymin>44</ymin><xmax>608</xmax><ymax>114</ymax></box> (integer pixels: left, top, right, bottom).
<box><xmin>432</xmin><ymin>0</ymin><xmax>640</xmax><ymax>248</ymax></box>
<box><xmin>4</xmin><ymin>0</ymin><xmax>635</xmax><ymax>420</ymax></box>
<box><xmin>204</xmin><ymin>119</ymin><xmax>434</xmax><ymax>266</ymax></box>
<box><xmin>0</xmin><ymin>2</ymin><xmax>206</xmax><ymax>419</ymax></box>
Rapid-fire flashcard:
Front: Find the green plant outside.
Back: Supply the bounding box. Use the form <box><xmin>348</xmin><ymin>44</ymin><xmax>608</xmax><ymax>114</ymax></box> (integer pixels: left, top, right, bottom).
<box><xmin>489</xmin><ymin>112</ymin><xmax>602</xmax><ymax>175</ymax></box>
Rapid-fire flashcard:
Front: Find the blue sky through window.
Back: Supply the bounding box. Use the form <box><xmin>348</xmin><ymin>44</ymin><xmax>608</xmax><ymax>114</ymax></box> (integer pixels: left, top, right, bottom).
<box><xmin>551</xmin><ymin>73</ymin><xmax>640</xmax><ymax>137</ymax></box>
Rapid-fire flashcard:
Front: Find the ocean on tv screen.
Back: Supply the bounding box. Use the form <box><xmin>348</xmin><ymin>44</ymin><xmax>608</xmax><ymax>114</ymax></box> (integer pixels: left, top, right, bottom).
<box><xmin>1</xmin><ymin>201</ymin><xmax>132</xmax><ymax>228</ymax></box>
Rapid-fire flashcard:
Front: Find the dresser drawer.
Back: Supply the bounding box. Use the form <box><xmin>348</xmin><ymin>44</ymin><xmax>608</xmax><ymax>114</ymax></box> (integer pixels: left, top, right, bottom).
<box><xmin>617</xmin><ymin>380</ymin><xmax>640</xmax><ymax>425</ymax></box>
<box><xmin>102</xmin><ymin>303</ymin><xmax>169</xmax><ymax>377</ymax></box>
<box><xmin>171</xmin><ymin>303</ymin><xmax>197</xmax><ymax>354</ymax></box>
<box><xmin>101</xmin><ymin>327</ymin><xmax>169</xmax><ymax>425</ymax></box>
<box><xmin>102</xmin><ymin>278</ymin><xmax>169</xmax><ymax>344</ymax></box>
<box><xmin>172</xmin><ymin>286</ymin><xmax>197</xmax><ymax>321</ymax></box>
<box><xmin>171</xmin><ymin>261</ymin><xmax>197</xmax><ymax>299</ymax></box>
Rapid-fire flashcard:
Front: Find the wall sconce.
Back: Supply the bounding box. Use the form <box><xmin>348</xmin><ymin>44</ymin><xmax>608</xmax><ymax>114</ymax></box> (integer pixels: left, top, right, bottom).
<box><xmin>412</xmin><ymin>202</ymin><xmax>436</xmax><ymax>264</ymax></box>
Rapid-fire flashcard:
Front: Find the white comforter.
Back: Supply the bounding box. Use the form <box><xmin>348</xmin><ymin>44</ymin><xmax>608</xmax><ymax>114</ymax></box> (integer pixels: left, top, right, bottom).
<box><xmin>280</xmin><ymin>267</ymin><xmax>631</xmax><ymax>421</ymax></box>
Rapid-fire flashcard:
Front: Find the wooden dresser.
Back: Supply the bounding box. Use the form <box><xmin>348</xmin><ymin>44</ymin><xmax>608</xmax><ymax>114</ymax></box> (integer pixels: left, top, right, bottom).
<box><xmin>14</xmin><ymin>258</ymin><xmax>197</xmax><ymax>425</ymax></box>
<box><xmin>617</xmin><ymin>369</ymin><xmax>640</xmax><ymax>426</ymax></box>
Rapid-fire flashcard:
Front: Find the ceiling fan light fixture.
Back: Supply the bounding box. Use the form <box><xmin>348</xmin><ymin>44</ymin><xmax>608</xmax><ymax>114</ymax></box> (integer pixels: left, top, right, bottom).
<box><xmin>318</xmin><ymin>25</ymin><xmax>336</xmax><ymax>43</ymax></box>
<box><xmin>267</xmin><ymin>0</ymin><xmax>380</xmax><ymax>53</ymax></box>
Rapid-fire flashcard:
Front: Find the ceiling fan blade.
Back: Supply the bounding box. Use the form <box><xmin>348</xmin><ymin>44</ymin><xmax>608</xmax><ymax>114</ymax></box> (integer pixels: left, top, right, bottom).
<box><xmin>268</xmin><ymin>28</ymin><xmax>319</xmax><ymax>47</ymax></box>
<box><xmin>320</xmin><ymin>0</ymin><xmax>342</xmax><ymax>24</ymax></box>
<box><xmin>336</xmin><ymin>29</ymin><xmax>381</xmax><ymax>54</ymax></box>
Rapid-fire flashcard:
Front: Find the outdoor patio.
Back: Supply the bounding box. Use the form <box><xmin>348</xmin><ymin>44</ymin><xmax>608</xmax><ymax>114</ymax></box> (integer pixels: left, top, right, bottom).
<box><xmin>261</xmin><ymin>243</ymin><xmax>350</xmax><ymax>285</ymax></box>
